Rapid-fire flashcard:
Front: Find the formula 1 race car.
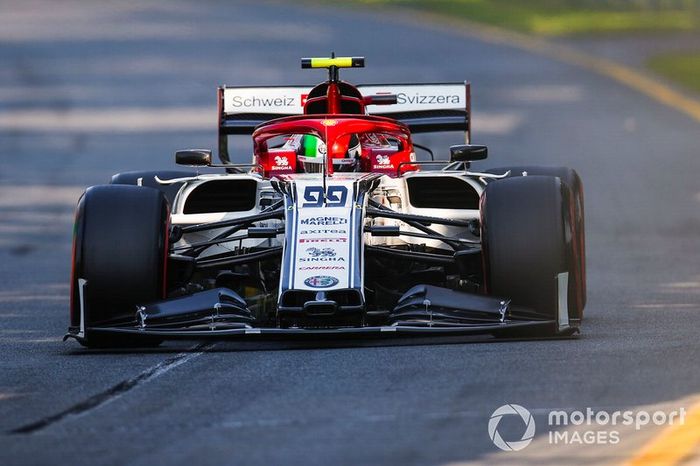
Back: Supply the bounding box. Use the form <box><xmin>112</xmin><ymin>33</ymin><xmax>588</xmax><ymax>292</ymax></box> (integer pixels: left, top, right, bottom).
<box><xmin>65</xmin><ymin>56</ymin><xmax>586</xmax><ymax>347</ymax></box>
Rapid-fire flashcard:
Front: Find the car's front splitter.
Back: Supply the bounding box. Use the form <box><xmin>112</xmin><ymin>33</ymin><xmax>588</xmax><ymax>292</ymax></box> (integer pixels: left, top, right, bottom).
<box><xmin>65</xmin><ymin>319</ymin><xmax>578</xmax><ymax>345</ymax></box>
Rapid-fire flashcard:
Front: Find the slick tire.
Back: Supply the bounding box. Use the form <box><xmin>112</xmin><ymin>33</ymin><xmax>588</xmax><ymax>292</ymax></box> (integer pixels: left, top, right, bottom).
<box><xmin>485</xmin><ymin>165</ymin><xmax>585</xmax><ymax>319</ymax></box>
<box><xmin>70</xmin><ymin>185</ymin><xmax>169</xmax><ymax>348</ymax></box>
<box><xmin>481</xmin><ymin>175</ymin><xmax>581</xmax><ymax>335</ymax></box>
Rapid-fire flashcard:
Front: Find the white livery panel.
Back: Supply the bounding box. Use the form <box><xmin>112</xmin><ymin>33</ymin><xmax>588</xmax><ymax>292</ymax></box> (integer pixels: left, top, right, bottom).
<box><xmin>284</xmin><ymin>179</ymin><xmax>361</xmax><ymax>292</ymax></box>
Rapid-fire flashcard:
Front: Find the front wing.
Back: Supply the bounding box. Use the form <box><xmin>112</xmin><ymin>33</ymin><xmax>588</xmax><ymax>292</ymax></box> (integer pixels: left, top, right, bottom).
<box><xmin>65</xmin><ymin>285</ymin><xmax>579</xmax><ymax>344</ymax></box>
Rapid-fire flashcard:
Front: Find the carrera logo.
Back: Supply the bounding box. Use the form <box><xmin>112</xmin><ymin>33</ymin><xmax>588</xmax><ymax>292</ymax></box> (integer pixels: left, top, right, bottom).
<box><xmin>298</xmin><ymin>238</ymin><xmax>348</xmax><ymax>243</ymax></box>
<box><xmin>299</xmin><ymin>266</ymin><xmax>346</xmax><ymax>271</ymax></box>
<box><xmin>304</xmin><ymin>275</ymin><xmax>340</xmax><ymax>289</ymax></box>
<box><xmin>229</xmin><ymin>95</ymin><xmax>299</xmax><ymax>108</ymax></box>
<box><xmin>396</xmin><ymin>92</ymin><xmax>461</xmax><ymax>105</ymax></box>
<box><xmin>300</xmin><ymin>217</ymin><xmax>348</xmax><ymax>226</ymax></box>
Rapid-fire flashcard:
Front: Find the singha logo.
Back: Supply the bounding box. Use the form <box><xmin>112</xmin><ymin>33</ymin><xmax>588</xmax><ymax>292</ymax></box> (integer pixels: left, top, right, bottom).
<box><xmin>274</xmin><ymin>155</ymin><xmax>289</xmax><ymax>167</ymax></box>
<box><xmin>306</xmin><ymin>247</ymin><xmax>336</xmax><ymax>258</ymax></box>
<box><xmin>375</xmin><ymin>154</ymin><xmax>391</xmax><ymax>166</ymax></box>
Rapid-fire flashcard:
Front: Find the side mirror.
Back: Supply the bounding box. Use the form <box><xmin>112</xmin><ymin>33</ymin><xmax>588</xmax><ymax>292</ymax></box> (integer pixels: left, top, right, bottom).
<box><xmin>450</xmin><ymin>144</ymin><xmax>488</xmax><ymax>162</ymax></box>
<box><xmin>175</xmin><ymin>149</ymin><xmax>212</xmax><ymax>166</ymax></box>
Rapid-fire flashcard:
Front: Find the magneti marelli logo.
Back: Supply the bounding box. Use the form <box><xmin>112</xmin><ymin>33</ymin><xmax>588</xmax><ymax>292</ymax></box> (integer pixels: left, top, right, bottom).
<box><xmin>488</xmin><ymin>404</ymin><xmax>536</xmax><ymax>451</ymax></box>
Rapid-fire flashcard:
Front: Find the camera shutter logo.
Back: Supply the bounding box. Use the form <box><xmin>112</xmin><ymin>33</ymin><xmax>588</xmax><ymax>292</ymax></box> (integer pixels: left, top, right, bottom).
<box><xmin>488</xmin><ymin>404</ymin><xmax>536</xmax><ymax>451</ymax></box>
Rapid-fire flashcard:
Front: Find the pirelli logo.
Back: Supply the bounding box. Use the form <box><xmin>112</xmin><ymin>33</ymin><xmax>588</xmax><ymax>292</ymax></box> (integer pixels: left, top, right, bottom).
<box><xmin>299</xmin><ymin>238</ymin><xmax>348</xmax><ymax>243</ymax></box>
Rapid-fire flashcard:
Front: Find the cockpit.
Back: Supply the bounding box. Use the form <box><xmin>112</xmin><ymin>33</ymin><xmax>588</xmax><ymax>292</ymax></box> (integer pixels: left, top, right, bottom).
<box><xmin>259</xmin><ymin>131</ymin><xmax>409</xmax><ymax>175</ymax></box>
<box><xmin>251</xmin><ymin>115</ymin><xmax>416</xmax><ymax>177</ymax></box>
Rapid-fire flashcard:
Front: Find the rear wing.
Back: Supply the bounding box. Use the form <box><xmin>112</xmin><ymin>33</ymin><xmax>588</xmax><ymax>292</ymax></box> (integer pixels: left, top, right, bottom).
<box><xmin>218</xmin><ymin>83</ymin><xmax>471</xmax><ymax>162</ymax></box>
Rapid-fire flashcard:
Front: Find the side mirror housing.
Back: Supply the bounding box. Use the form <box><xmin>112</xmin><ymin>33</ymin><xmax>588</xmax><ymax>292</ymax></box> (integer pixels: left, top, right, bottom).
<box><xmin>176</xmin><ymin>149</ymin><xmax>212</xmax><ymax>166</ymax></box>
<box><xmin>450</xmin><ymin>144</ymin><xmax>488</xmax><ymax>162</ymax></box>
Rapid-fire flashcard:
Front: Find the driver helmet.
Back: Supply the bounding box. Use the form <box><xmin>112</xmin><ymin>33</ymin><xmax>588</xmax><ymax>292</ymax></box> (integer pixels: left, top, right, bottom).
<box><xmin>297</xmin><ymin>134</ymin><xmax>361</xmax><ymax>173</ymax></box>
<box><xmin>297</xmin><ymin>134</ymin><xmax>326</xmax><ymax>173</ymax></box>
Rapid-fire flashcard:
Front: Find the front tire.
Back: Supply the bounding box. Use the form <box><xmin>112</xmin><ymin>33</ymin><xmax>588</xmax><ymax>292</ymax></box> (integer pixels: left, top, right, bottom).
<box><xmin>481</xmin><ymin>175</ymin><xmax>581</xmax><ymax>334</ymax></box>
<box><xmin>485</xmin><ymin>165</ymin><xmax>585</xmax><ymax>319</ymax></box>
<box><xmin>70</xmin><ymin>185</ymin><xmax>169</xmax><ymax>348</ymax></box>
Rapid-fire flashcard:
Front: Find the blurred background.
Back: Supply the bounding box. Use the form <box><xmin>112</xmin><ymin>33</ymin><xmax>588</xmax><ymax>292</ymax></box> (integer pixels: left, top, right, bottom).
<box><xmin>345</xmin><ymin>0</ymin><xmax>700</xmax><ymax>89</ymax></box>
<box><xmin>2</xmin><ymin>1</ymin><xmax>700</xmax><ymax>464</ymax></box>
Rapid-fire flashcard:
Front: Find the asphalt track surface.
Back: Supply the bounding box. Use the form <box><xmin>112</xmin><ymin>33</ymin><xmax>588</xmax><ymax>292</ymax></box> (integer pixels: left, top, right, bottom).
<box><xmin>1</xmin><ymin>1</ymin><xmax>700</xmax><ymax>465</ymax></box>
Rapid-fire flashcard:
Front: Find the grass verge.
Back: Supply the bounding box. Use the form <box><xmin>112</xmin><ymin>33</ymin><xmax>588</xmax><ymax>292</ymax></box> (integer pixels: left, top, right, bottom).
<box><xmin>648</xmin><ymin>51</ymin><xmax>700</xmax><ymax>93</ymax></box>
<box><xmin>336</xmin><ymin>0</ymin><xmax>700</xmax><ymax>36</ymax></box>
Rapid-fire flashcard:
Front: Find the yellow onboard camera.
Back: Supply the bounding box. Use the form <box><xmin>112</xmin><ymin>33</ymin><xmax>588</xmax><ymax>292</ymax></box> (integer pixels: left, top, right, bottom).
<box><xmin>301</xmin><ymin>56</ymin><xmax>365</xmax><ymax>69</ymax></box>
